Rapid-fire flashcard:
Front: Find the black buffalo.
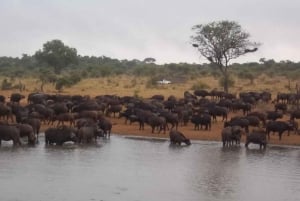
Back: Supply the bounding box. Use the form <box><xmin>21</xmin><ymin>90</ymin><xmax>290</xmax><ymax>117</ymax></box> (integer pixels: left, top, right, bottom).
<box><xmin>98</xmin><ymin>116</ymin><xmax>112</xmax><ymax>138</ymax></box>
<box><xmin>245</xmin><ymin>129</ymin><xmax>267</xmax><ymax>149</ymax></box>
<box><xmin>78</xmin><ymin>125</ymin><xmax>103</xmax><ymax>143</ymax></box>
<box><xmin>266</xmin><ymin>111</ymin><xmax>283</xmax><ymax>121</ymax></box>
<box><xmin>191</xmin><ymin>113</ymin><xmax>211</xmax><ymax>130</ymax></box>
<box><xmin>16</xmin><ymin>123</ymin><xmax>36</xmax><ymax>145</ymax></box>
<box><xmin>169</xmin><ymin>130</ymin><xmax>191</xmax><ymax>145</ymax></box>
<box><xmin>247</xmin><ymin>111</ymin><xmax>267</xmax><ymax>126</ymax></box>
<box><xmin>10</xmin><ymin>93</ymin><xmax>25</xmax><ymax>104</ymax></box>
<box><xmin>266</xmin><ymin>120</ymin><xmax>294</xmax><ymax>140</ymax></box>
<box><xmin>147</xmin><ymin>115</ymin><xmax>167</xmax><ymax>134</ymax></box>
<box><xmin>290</xmin><ymin>110</ymin><xmax>300</xmax><ymax>120</ymax></box>
<box><xmin>0</xmin><ymin>125</ymin><xmax>22</xmax><ymax>146</ymax></box>
<box><xmin>45</xmin><ymin>126</ymin><xmax>77</xmax><ymax>145</ymax></box>
<box><xmin>208</xmin><ymin>106</ymin><xmax>228</xmax><ymax>122</ymax></box>
<box><xmin>221</xmin><ymin>126</ymin><xmax>243</xmax><ymax>147</ymax></box>
<box><xmin>224</xmin><ymin>118</ymin><xmax>249</xmax><ymax>133</ymax></box>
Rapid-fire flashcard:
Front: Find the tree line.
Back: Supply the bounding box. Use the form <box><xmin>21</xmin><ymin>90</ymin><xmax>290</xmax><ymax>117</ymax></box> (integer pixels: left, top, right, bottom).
<box><xmin>1</xmin><ymin>51</ymin><xmax>299</xmax><ymax>91</ymax></box>
<box><xmin>0</xmin><ymin>20</ymin><xmax>299</xmax><ymax>92</ymax></box>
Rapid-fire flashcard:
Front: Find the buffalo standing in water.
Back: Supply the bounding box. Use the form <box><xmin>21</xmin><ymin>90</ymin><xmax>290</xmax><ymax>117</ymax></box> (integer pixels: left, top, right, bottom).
<box><xmin>245</xmin><ymin>129</ymin><xmax>267</xmax><ymax>149</ymax></box>
<box><xmin>16</xmin><ymin>123</ymin><xmax>36</xmax><ymax>145</ymax></box>
<box><xmin>0</xmin><ymin>125</ymin><xmax>22</xmax><ymax>146</ymax></box>
<box><xmin>77</xmin><ymin>125</ymin><xmax>103</xmax><ymax>143</ymax></box>
<box><xmin>45</xmin><ymin>126</ymin><xmax>77</xmax><ymax>145</ymax></box>
<box><xmin>221</xmin><ymin>126</ymin><xmax>243</xmax><ymax>147</ymax></box>
<box><xmin>169</xmin><ymin>130</ymin><xmax>191</xmax><ymax>145</ymax></box>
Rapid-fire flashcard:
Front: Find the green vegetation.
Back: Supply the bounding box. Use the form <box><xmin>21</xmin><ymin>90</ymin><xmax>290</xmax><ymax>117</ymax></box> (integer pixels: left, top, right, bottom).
<box><xmin>35</xmin><ymin>39</ymin><xmax>78</xmax><ymax>74</ymax></box>
<box><xmin>0</xmin><ymin>39</ymin><xmax>300</xmax><ymax>93</ymax></box>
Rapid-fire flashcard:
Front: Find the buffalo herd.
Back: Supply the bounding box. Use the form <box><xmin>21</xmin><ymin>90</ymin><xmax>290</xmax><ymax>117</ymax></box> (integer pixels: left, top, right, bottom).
<box><xmin>0</xmin><ymin>89</ymin><xmax>299</xmax><ymax>149</ymax></box>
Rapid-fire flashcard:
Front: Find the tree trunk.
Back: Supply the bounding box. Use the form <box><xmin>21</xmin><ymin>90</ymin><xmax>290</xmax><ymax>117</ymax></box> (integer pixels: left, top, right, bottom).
<box><xmin>296</xmin><ymin>83</ymin><xmax>300</xmax><ymax>109</ymax></box>
<box><xmin>219</xmin><ymin>64</ymin><xmax>229</xmax><ymax>93</ymax></box>
<box><xmin>40</xmin><ymin>82</ymin><xmax>44</xmax><ymax>92</ymax></box>
<box><xmin>223</xmin><ymin>66</ymin><xmax>229</xmax><ymax>93</ymax></box>
<box><xmin>224</xmin><ymin>73</ymin><xmax>228</xmax><ymax>93</ymax></box>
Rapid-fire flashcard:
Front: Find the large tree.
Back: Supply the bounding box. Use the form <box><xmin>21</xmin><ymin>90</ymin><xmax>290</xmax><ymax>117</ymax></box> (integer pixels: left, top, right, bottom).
<box><xmin>34</xmin><ymin>39</ymin><xmax>78</xmax><ymax>74</ymax></box>
<box><xmin>191</xmin><ymin>20</ymin><xmax>260</xmax><ymax>92</ymax></box>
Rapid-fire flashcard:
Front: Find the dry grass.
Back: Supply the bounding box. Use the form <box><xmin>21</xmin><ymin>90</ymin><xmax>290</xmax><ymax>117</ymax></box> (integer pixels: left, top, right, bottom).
<box><xmin>0</xmin><ymin>74</ymin><xmax>297</xmax><ymax>104</ymax></box>
<box><xmin>1</xmin><ymin>75</ymin><xmax>300</xmax><ymax>146</ymax></box>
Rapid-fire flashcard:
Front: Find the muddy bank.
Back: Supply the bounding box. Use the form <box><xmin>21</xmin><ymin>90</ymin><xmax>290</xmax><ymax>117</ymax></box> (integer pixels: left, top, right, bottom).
<box><xmin>108</xmin><ymin>117</ymin><xmax>300</xmax><ymax>146</ymax></box>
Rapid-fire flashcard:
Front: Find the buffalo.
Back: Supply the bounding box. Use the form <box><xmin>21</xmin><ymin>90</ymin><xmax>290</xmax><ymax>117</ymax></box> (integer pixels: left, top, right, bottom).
<box><xmin>224</xmin><ymin>118</ymin><xmax>249</xmax><ymax>133</ymax></box>
<box><xmin>266</xmin><ymin>111</ymin><xmax>283</xmax><ymax>121</ymax></box>
<box><xmin>266</xmin><ymin>120</ymin><xmax>294</xmax><ymax>140</ymax></box>
<box><xmin>245</xmin><ymin>129</ymin><xmax>267</xmax><ymax>149</ymax></box>
<box><xmin>98</xmin><ymin>116</ymin><xmax>112</xmax><ymax>138</ymax></box>
<box><xmin>22</xmin><ymin>118</ymin><xmax>41</xmax><ymax>142</ymax></box>
<box><xmin>209</xmin><ymin>106</ymin><xmax>228</xmax><ymax>122</ymax></box>
<box><xmin>45</xmin><ymin>126</ymin><xmax>77</xmax><ymax>145</ymax></box>
<box><xmin>147</xmin><ymin>115</ymin><xmax>167</xmax><ymax>134</ymax></box>
<box><xmin>221</xmin><ymin>126</ymin><xmax>243</xmax><ymax>147</ymax></box>
<box><xmin>0</xmin><ymin>125</ymin><xmax>22</xmax><ymax>146</ymax></box>
<box><xmin>169</xmin><ymin>130</ymin><xmax>191</xmax><ymax>145</ymax></box>
<box><xmin>77</xmin><ymin>125</ymin><xmax>103</xmax><ymax>143</ymax></box>
<box><xmin>191</xmin><ymin>113</ymin><xmax>211</xmax><ymax>130</ymax></box>
<box><xmin>10</xmin><ymin>93</ymin><xmax>25</xmax><ymax>104</ymax></box>
<box><xmin>16</xmin><ymin>123</ymin><xmax>36</xmax><ymax>145</ymax></box>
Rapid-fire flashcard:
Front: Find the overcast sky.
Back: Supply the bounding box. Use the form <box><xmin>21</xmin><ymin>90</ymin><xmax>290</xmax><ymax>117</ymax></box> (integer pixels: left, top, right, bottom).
<box><xmin>0</xmin><ymin>0</ymin><xmax>300</xmax><ymax>64</ymax></box>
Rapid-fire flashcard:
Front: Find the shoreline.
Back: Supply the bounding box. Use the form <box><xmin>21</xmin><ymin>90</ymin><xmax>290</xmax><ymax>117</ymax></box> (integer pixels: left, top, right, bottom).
<box><xmin>109</xmin><ymin>117</ymin><xmax>300</xmax><ymax>147</ymax></box>
<box><xmin>37</xmin><ymin>113</ymin><xmax>300</xmax><ymax>147</ymax></box>
<box><xmin>119</xmin><ymin>133</ymin><xmax>300</xmax><ymax>149</ymax></box>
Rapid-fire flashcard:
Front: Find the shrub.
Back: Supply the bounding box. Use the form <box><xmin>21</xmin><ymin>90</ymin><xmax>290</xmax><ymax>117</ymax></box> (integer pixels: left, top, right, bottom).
<box><xmin>55</xmin><ymin>78</ymin><xmax>69</xmax><ymax>91</ymax></box>
<box><xmin>55</xmin><ymin>73</ymin><xmax>82</xmax><ymax>91</ymax></box>
<box><xmin>68</xmin><ymin>72</ymin><xmax>81</xmax><ymax>85</ymax></box>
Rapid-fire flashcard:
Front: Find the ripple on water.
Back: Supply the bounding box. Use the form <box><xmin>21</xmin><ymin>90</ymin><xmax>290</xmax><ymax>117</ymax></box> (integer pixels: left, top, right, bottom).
<box><xmin>0</xmin><ymin>135</ymin><xmax>300</xmax><ymax>201</ymax></box>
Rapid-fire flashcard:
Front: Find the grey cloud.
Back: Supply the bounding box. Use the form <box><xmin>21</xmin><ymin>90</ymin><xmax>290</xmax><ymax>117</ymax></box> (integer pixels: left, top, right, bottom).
<box><xmin>0</xmin><ymin>0</ymin><xmax>299</xmax><ymax>63</ymax></box>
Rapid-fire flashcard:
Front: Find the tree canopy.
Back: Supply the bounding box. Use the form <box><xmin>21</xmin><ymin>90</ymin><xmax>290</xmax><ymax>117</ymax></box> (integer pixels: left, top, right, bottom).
<box><xmin>34</xmin><ymin>39</ymin><xmax>78</xmax><ymax>74</ymax></box>
<box><xmin>143</xmin><ymin>57</ymin><xmax>156</xmax><ymax>64</ymax></box>
<box><xmin>191</xmin><ymin>20</ymin><xmax>260</xmax><ymax>92</ymax></box>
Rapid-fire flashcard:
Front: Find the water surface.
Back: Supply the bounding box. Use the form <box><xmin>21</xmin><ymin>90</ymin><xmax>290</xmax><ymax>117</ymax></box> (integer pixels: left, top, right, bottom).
<box><xmin>0</xmin><ymin>135</ymin><xmax>300</xmax><ymax>201</ymax></box>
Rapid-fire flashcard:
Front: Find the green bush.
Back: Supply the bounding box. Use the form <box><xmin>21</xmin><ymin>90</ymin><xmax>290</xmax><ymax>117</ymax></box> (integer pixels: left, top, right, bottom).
<box><xmin>68</xmin><ymin>72</ymin><xmax>81</xmax><ymax>85</ymax></box>
<box><xmin>55</xmin><ymin>78</ymin><xmax>69</xmax><ymax>91</ymax></box>
<box><xmin>55</xmin><ymin>73</ymin><xmax>82</xmax><ymax>91</ymax></box>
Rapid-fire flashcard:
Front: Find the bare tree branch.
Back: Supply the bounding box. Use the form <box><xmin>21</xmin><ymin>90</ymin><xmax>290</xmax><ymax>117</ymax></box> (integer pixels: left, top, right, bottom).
<box><xmin>191</xmin><ymin>20</ymin><xmax>260</xmax><ymax>92</ymax></box>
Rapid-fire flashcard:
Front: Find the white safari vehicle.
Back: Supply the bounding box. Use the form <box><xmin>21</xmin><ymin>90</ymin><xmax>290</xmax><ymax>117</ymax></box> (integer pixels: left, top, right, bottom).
<box><xmin>157</xmin><ymin>79</ymin><xmax>172</xmax><ymax>84</ymax></box>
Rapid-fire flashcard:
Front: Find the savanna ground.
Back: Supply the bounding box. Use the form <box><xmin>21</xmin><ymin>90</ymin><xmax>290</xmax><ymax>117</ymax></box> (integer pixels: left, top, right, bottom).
<box><xmin>2</xmin><ymin>74</ymin><xmax>300</xmax><ymax>146</ymax></box>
